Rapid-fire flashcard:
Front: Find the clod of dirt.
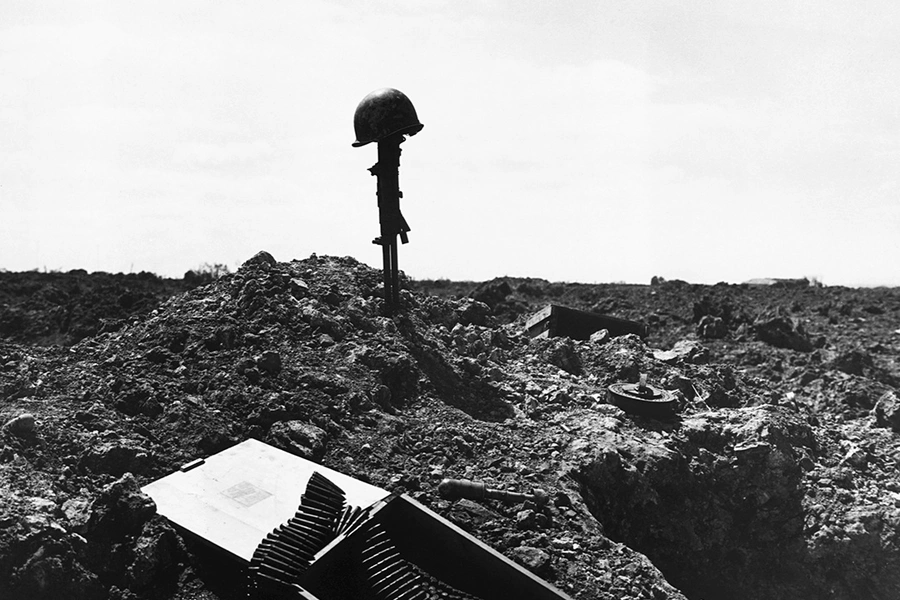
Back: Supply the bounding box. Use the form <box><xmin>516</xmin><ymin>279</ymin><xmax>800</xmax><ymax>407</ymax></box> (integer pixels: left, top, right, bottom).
<box><xmin>697</xmin><ymin>315</ymin><xmax>727</xmax><ymax>339</ymax></box>
<box><xmin>85</xmin><ymin>474</ymin><xmax>156</xmax><ymax>540</ymax></box>
<box><xmin>4</xmin><ymin>413</ymin><xmax>35</xmax><ymax>435</ymax></box>
<box><xmin>874</xmin><ymin>390</ymin><xmax>900</xmax><ymax>432</ymax></box>
<box><xmin>753</xmin><ymin>312</ymin><xmax>814</xmax><ymax>352</ymax></box>
<box><xmin>653</xmin><ymin>340</ymin><xmax>710</xmax><ymax>365</ymax></box>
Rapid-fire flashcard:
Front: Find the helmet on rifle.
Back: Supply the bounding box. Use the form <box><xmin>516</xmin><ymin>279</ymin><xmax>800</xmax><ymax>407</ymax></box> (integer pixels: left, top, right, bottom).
<box><xmin>352</xmin><ymin>88</ymin><xmax>424</xmax><ymax>147</ymax></box>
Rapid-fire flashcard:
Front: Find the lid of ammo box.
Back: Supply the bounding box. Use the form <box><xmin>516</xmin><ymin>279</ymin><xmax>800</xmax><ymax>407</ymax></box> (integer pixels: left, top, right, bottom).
<box><xmin>141</xmin><ymin>438</ymin><xmax>389</xmax><ymax>562</ymax></box>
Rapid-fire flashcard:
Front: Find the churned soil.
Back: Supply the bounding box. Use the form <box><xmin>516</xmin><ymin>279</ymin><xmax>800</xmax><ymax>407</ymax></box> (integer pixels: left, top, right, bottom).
<box><xmin>1</xmin><ymin>254</ymin><xmax>899</xmax><ymax>600</ymax></box>
<box><xmin>0</xmin><ymin>269</ymin><xmax>200</xmax><ymax>346</ymax></box>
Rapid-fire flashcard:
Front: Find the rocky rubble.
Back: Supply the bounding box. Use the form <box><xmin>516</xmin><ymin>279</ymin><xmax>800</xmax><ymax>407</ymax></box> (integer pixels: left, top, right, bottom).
<box><xmin>0</xmin><ymin>255</ymin><xmax>899</xmax><ymax>600</ymax></box>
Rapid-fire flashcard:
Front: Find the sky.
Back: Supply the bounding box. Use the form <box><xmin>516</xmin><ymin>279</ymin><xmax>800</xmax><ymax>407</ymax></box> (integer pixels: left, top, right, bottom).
<box><xmin>1</xmin><ymin>0</ymin><xmax>898</xmax><ymax>286</ymax></box>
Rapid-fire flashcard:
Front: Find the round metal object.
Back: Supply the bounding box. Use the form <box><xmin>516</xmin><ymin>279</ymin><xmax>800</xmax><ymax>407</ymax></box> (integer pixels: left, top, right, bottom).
<box><xmin>352</xmin><ymin>88</ymin><xmax>424</xmax><ymax>147</ymax></box>
<box><xmin>608</xmin><ymin>382</ymin><xmax>677</xmax><ymax>418</ymax></box>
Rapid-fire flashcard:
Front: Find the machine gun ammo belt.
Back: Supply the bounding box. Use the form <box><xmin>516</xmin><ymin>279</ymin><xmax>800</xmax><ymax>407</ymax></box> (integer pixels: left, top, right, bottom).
<box><xmin>248</xmin><ymin>472</ymin><xmax>486</xmax><ymax>600</ymax></box>
<box><xmin>361</xmin><ymin>522</ymin><xmax>486</xmax><ymax>600</ymax></box>
<box><xmin>249</xmin><ymin>471</ymin><xmax>348</xmax><ymax>598</ymax></box>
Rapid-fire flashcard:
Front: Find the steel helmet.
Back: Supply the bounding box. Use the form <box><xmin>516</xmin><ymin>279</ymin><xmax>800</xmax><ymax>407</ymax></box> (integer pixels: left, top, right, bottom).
<box><xmin>352</xmin><ymin>88</ymin><xmax>424</xmax><ymax>147</ymax></box>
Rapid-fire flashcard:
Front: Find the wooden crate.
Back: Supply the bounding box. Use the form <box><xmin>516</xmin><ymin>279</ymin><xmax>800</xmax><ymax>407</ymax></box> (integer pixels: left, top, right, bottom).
<box><xmin>141</xmin><ymin>438</ymin><xmax>388</xmax><ymax>562</ymax></box>
<box><xmin>143</xmin><ymin>440</ymin><xmax>574</xmax><ymax>599</ymax></box>
<box><xmin>525</xmin><ymin>304</ymin><xmax>647</xmax><ymax>340</ymax></box>
<box><xmin>299</xmin><ymin>494</ymin><xmax>573</xmax><ymax>600</ymax></box>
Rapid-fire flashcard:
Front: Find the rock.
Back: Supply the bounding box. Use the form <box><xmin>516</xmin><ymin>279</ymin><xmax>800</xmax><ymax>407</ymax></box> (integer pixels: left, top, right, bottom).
<box><xmin>873</xmin><ymin>391</ymin><xmax>900</xmax><ymax>432</ymax></box>
<box><xmin>4</xmin><ymin>413</ymin><xmax>36</xmax><ymax>435</ymax></box>
<box><xmin>377</xmin><ymin>353</ymin><xmax>419</xmax><ymax>404</ymax></box>
<box><xmin>197</xmin><ymin>428</ymin><xmax>233</xmax><ymax>454</ymax></box>
<box><xmin>829</xmin><ymin>348</ymin><xmax>873</xmax><ymax>376</ymax></box>
<box><xmin>243</xmin><ymin>367</ymin><xmax>261</xmax><ymax>384</ymax></box>
<box><xmin>299</xmin><ymin>302</ymin><xmax>347</xmax><ymax>341</ymax></box>
<box><xmin>554</xmin><ymin>491</ymin><xmax>574</xmax><ymax>508</ymax></box>
<box><xmin>509</xmin><ymin>546</ymin><xmax>551</xmax><ymax>575</ymax></box>
<box><xmin>62</xmin><ymin>498</ymin><xmax>92</xmax><ymax>534</ymax></box>
<box><xmin>235</xmin><ymin>356</ymin><xmax>256</xmax><ymax>374</ymax></box>
<box><xmin>203</xmin><ymin>327</ymin><xmax>235</xmax><ymax>351</ymax></box>
<box><xmin>321</xmin><ymin>285</ymin><xmax>345</xmax><ymax>306</ymax></box>
<box><xmin>370</xmin><ymin>384</ymin><xmax>393</xmax><ymax>411</ymax></box>
<box><xmin>79</xmin><ymin>475</ymin><xmax>159</xmax><ymax>592</ymax></box>
<box><xmin>126</xmin><ymin>518</ymin><xmax>182</xmax><ymax>590</ymax></box>
<box><xmin>10</xmin><ymin>536</ymin><xmax>103</xmax><ymax>600</ymax></box>
<box><xmin>838</xmin><ymin>444</ymin><xmax>868</xmax><ymax>469</ymax></box>
<box><xmin>589</xmin><ymin>328</ymin><xmax>610</xmax><ymax>344</ymax></box>
<box><xmin>81</xmin><ymin>442</ymin><xmax>151</xmax><ymax>476</ymax></box>
<box><xmin>697</xmin><ymin>315</ymin><xmax>727</xmax><ymax>339</ymax></box>
<box><xmin>469</xmin><ymin>279</ymin><xmax>512</xmax><ymax>309</ymax></box>
<box><xmin>86</xmin><ymin>474</ymin><xmax>157</xmax><ymax>540</ymax></box>
<box><xmin>448</xmin><ymin>499</ymin><xmax>500</xmax><ymax>529</ymax></box>
<box><xmin>114</xmin><ymin>386</ymin><xmax>163</xmax><ymax>418</ymax></box>
<box><xmin>269</xmin><ymin>421</ymin><xmax>327</xmax><ymax>460</ymax></box>
<box><xmin>487</xmin><ymin>365</ymin><xmax>505</xmax><ymax>381</ymax></box>
<box><xmin>733</xmin><ymin>441</ymin><xmax>771</xmax><ymax>459</ymax></box>
<box><xmin>29</xmin><ymin>497</ymin><xmax>57</xmax><ymax>513</ymax></box>
<box><xmin>459</xmin><ymin>357</ymin><xmax>482</xmax><ymax>375</ymax></box>
<box><xmin>693</xmin><ymin>294</ymin><xmax>739</xmax><ymax>325</ymax></box>
<box><xmin>753</xmin><ymin>314</ymin><xmax>813</xmax><ymax>352</ymax></box>
<box><xmin>542</xmin><ymin>338</ymin><xmax>582</xmax><ymax>375</ymax></box>
<box><xmin>653</xmin><ymin>340</ymin><xmax>709</xmax><ymax>365</ymax></box>
<box><xmin>289</xmin><ymin>278</ymin><xmax>309</xmax><ymax>299</ymax></box>
<box><xmin>256</xmin><ymin>350</ymin><xmax>282</xmax><ymax>375</ymax></box>
<box><xmin>144</xmin><ymin>346</ymin><xmax>170</xmax><ymax>364</ymax></box>
<box><xmin>456</xmin><ymin>298</ymin><xmax>491</xmax><ymax>326</ymax></box>
<box><xmin>516</xmin><ymin>509</ymin><xmax>537</xmax><ymax>530</ymax></box>
<box><xmin>242</xmin><ymin>250</ymin><xmax>276</xmax><ymax>268</ymax></box>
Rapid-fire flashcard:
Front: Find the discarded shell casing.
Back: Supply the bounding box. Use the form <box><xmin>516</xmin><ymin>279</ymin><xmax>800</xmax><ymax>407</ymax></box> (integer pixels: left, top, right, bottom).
<box><xmin>438</xmin><ymin>478</ymin><xmax>549</xmax><ymax>506</ymax></box>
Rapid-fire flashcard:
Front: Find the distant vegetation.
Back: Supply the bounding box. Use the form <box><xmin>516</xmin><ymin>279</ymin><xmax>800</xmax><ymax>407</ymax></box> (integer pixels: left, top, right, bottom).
<box><xmin>184</xmin><ymin>262</ymin><xmax>231</xmax><ymax>284</ymax></box>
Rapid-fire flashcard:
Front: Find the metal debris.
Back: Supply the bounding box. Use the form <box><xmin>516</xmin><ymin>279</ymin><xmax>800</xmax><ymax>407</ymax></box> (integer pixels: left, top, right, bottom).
<box><xmin>437</xmin><ymin>478</ymin><xmax>550</xmax><ymax>506</ymax></box>
<box><xmin>143</xmin><ymin>440</ymin><xmax>572</xmax><ymax>599</ymax></box>
<box><xmin>608</xmin><ymin>374</ymin><xmax>677</xmax><ymax>419</ymax></box>
<box><xmin>353</xmin><ymin>88</ymin><xmax>424</xmax><ymax>314</ymax></box>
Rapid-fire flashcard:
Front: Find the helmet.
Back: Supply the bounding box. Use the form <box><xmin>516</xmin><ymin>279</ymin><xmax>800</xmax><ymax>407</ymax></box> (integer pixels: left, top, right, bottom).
<box><xmin>352</xmin><ymin>88</ymin><xmax>424</xmax><ymax>147</ymax></box>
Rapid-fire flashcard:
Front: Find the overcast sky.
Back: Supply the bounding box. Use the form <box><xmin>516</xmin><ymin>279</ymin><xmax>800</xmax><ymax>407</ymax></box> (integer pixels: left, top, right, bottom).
<box><xmin>1</xmin><ymin>1</ymin><xmax>898</xmax><ymax>286</ymax></box>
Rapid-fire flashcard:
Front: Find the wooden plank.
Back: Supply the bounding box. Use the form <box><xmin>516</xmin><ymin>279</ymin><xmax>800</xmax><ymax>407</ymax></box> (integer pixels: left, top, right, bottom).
<box><xmin>524</xmin><ymin>304</ymin><xmax>553</xmax><ymax>330</ymax></box>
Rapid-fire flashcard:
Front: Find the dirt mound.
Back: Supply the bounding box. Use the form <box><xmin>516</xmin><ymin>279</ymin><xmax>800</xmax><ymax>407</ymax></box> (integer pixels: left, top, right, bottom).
<box><xmin>1</xmin><ymin>255</ymin><xmax>899</xmax><ymax>599</ymax></box>
<box><xmin>0</xmin><ymin>270</ymin><xmax>199</xmax><ymax>346</ymax></box>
